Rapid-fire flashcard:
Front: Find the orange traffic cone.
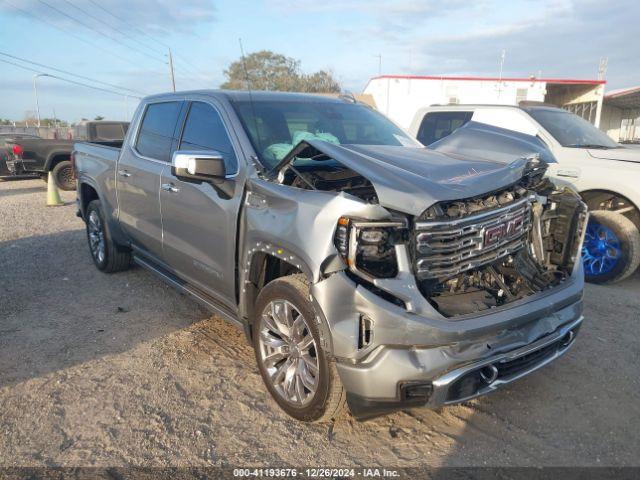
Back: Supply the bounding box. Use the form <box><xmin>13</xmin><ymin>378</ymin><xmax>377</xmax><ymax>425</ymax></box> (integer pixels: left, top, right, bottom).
<box><xmin>46</xmin><ymin>171</ymin><xmax>64</xmax><ymax>207</ymax></box>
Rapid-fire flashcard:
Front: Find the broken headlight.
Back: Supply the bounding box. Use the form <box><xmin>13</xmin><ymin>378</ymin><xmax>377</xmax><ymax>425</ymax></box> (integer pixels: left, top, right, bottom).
<box><xmin>334</xmin><ymin>216</ymin><xmax>407</xmax><ymax>280</ymax></box>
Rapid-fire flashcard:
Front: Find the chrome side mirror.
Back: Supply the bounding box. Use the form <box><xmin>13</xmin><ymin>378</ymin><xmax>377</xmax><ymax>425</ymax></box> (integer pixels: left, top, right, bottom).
<box><xmin>171</xmin><ymin>150</ymin><xmax>226</xmax><ymax>182</ymax></box>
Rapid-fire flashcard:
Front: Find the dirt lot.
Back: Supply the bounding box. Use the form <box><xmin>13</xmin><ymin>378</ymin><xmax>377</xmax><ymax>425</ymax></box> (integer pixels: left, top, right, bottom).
<box><xmin>1</xmin><ymin>178</ymin><xmax>639</xmax><ymax>468</ymax></box>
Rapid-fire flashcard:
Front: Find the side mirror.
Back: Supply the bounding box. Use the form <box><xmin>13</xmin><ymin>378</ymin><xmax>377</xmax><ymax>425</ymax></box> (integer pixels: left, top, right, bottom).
<box><xmin>172</xmin><ymin>150</ymin><xmax>226</xmax><ymax>182</ymax></box>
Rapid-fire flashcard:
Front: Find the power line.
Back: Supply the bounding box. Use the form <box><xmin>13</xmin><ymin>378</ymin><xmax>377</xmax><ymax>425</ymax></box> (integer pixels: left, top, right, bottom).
<box><xmin>1</xmin><ymin>0</ymin><xmax>159</xmax><ymax>73</ymax></box>
<box><xmin>35</xmin><ymin>0</ymin><xmax>167</xmax><ymax>66</ymax></box>
<box><xmin>3</xmin><ymin>0</ymin><xmax>211</xmax><ymax>89</ymax></box>
<box><xmin>0</xmin><ymin>51</ymin><xmax>147</xmax><ymax>96</ymax></box>
<box><xmin>0</xmin><ymin>57</ymin><xmax>142</xmax><ymax>98</ymax></box>
<box><xmin>83</xmin><ymin>0</ymin><xmax>213</xmax><ymax>81</ymax></box>
<box><xmin>62</xmin><ymin>0</ymin><xmax>166</xmax><ymax>58</ymax></box>
<box><xmin>55</xmin><ymin>0</ymin><xmax>210</xmax><ymax>87</ymax></box>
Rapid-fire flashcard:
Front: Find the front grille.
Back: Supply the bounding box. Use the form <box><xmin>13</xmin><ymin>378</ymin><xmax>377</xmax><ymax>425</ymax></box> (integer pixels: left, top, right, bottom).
<box><xmin>414</xmin><ymin>197</ymin><xmax>532</xmax><ymax>279</ymax></box>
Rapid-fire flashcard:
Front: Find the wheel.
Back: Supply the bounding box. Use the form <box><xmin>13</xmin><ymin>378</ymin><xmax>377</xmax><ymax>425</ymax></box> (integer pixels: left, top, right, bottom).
<box><xmin>252</xmin><ymin>274</ymin><xmax>346</xmax><ymax>422</ymax></box>
<box><xmin>582</xmin><ymin>210</ymin><xmax>640</xmax><ymax>284</ymax></box>
<box><xmin>85</xmin><ymin>199</ymin><xmax>131</xmax><ymax>273</ymax></box>
<box><xmin>51</xmin><ymin>160</ymin><xmax>75</xmax><ymax>191</ymax></box>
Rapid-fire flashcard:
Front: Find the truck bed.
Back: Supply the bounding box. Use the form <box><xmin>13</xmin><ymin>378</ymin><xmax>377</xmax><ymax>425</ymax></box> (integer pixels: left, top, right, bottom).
<box><xmin>74</xmin><ymin>141</ymin><xmax>122</xmax><ymax>165</ymax></box>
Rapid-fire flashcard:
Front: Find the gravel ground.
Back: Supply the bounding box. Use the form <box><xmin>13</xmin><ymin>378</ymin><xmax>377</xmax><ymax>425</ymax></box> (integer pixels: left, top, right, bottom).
<box><xmin>0</xmin><ymin>178</ymin><xmax>639</xmax><ymax>468</ymax></box>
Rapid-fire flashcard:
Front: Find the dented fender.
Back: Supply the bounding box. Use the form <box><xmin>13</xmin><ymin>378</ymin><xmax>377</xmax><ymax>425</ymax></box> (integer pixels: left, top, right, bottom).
<box><xmin>237</xmin><ymin>176</ymin><xmax>393</xmax><ymax>335</ymax></box>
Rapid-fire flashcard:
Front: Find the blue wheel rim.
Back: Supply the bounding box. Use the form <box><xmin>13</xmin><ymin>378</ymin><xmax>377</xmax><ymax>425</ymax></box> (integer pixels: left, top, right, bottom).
<box><xmin>582</xmin><ymin>220</ymin><xmax>621</xmax><ymax>277</ymax></box>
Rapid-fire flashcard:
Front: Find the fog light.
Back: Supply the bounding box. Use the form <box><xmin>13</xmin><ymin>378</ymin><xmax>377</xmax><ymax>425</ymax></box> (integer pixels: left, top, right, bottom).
<box><xmin>400</xmin><ymin>382</ymin><xmax>433</xmax><ymax>403</ymax></box>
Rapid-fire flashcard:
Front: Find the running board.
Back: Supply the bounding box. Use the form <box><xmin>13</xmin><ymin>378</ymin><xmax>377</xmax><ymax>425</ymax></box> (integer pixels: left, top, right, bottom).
<box><xmin>133</xmin><ymin>254</ymin><xmax>243</xmax><ymax>329</ymax></box>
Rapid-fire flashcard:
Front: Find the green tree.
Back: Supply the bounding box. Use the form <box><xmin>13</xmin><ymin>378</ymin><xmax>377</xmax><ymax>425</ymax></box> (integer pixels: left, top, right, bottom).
<box><xmin>301</xmin><ymin>70</ymin><xmax>341</xmax><ymax>93</ymax></box>
<box><xmin>94</xmin><ymin>115</ymin><xmax>105</xmax><ymax>121</ymax></box>
<box><xmin>220</xmin><ymin>50</ymin><xmax>340</xmax><ymax>93</ymax></box>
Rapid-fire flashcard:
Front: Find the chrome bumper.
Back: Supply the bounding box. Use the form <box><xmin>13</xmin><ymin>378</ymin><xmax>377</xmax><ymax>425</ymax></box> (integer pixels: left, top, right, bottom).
<box><xmin>429</xmin><ymin>315</ymin><xmax>582</xmax><ymax>406</ymax></box>
<box><xmin>340</xmin><ymin>312</ymin><xmax>583</xmax><ymax>420</ymax></box>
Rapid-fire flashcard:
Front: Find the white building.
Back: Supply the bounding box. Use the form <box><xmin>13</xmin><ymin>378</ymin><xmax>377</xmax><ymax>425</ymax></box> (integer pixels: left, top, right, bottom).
<box><xmin>600</xmin><ymin>86</ymin><xmax>640</xmax><ymax>142</ymax></box>
<box><xmin>363</xmin><ymin>74</ymin><xmax>613</xmax><ymax>134</ymax></box>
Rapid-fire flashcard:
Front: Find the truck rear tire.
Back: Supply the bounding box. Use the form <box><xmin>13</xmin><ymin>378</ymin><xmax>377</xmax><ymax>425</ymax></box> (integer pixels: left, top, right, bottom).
<box><xmin>582</xmin><ymin>210</ymin><xmax>640</xmax><ymax>284</ymax></box>
<box><xmin>85</xmin><ymin>199</ymin><xmax>131</xmax><ymax>273</ymax></box>
<box><xmin>52</xmin><ymin>160</ymin><xmax>75</xmax><ymax>191</ymax></box>
<box><xmin>252</xmin><ymin>274</ymin><xmax>346</xmax><ymax>423</ymax></box>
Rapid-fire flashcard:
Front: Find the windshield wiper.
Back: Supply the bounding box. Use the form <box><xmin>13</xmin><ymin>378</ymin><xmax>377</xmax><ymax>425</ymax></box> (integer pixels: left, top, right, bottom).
<box><xmin>565</xmin><ymin>144</ymin><xmax>614</xmax><ymax>149</ymax></box>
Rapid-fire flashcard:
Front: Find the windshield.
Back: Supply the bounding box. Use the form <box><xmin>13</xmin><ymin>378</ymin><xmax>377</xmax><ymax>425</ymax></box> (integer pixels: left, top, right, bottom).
<box><xmin>230</xmin><ymin>99</ymin><xmax>420</xmax><ymax>169</ymax></box>
<box><xmin>527</xmin><ymin>108</ymin><xmax>618</xmax><ymax>149</ymax></box>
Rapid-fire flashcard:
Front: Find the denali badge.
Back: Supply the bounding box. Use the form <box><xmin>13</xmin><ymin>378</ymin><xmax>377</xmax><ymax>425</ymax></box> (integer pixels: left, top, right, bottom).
<box><xmin>483</xmin><ymin>214</ymin><xmax>525</xmax><ymax>247</ymax></box>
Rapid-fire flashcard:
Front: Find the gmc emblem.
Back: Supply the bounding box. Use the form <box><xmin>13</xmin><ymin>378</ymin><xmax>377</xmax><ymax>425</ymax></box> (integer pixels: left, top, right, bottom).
<box><xmin>483</xmin><ymin>214</ymin><xmax>525</xmax><ymax>247</ymax></box>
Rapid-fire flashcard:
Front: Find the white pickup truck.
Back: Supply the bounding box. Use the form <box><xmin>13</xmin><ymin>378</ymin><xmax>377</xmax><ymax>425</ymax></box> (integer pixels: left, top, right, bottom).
<box><xmin>408</xmin><ymin>104</ymin><xmax>640</xmax><ymax>283</ymax></box>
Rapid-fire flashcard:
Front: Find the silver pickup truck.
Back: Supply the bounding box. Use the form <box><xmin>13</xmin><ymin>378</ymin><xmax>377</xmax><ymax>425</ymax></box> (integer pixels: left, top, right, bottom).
<box><xmin>74</xmin><ymin>90</ymin><xmax>587</xmax><ymax>422</ymax></box>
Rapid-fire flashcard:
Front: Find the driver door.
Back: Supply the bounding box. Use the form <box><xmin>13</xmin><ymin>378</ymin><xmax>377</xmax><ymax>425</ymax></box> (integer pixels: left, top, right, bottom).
<box><xmin>159</xmin><ymin>99</ymin><xmax>243</xmax><ymax>309</ymax></box>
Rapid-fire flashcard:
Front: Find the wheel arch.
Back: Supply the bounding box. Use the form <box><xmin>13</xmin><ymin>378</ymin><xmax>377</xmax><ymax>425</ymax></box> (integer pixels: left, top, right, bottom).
<box><xmin>239</xmin><ymin>248</ymin><xmax>333</xmax><ymax>354</ymax></box>
<box><xmin>78</xmin><ymin>179</ymin><xmax>129</xmax><ymax>248</ymax></box>
<box><xmin>580</xmin><ymin>189</ymin><xmax>640</xmax><ymax>229</ymax></box>
<box><xmin>241</xmin><ymin>251</ymin><xmax>304</xmax><ymax>337</ymax></box>
<box><xmin>79</xmin><ymin>181</ymin><xmax>99</xmax><ymax>220</ymax></box>
<box><xmin>45</xmin><ymin>151</ymin><xmax>71</xmax><ymax>171</ymax></box>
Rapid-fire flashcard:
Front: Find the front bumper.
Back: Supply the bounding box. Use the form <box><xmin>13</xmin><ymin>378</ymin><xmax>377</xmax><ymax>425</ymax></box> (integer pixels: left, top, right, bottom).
<box><xmin>311</xmin><ymin>270</ymin><xmax>584</xmax><ymax>419</ymax></box>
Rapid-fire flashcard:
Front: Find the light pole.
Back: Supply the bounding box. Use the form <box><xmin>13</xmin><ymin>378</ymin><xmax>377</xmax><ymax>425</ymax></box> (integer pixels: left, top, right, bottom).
<box><xmin>33</xmin><ymin>73</ymin><xmax>50</xmax><ymax>128</ymax></box>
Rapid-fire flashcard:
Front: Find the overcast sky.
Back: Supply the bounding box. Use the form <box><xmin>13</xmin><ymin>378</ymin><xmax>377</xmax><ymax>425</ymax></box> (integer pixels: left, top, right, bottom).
<box><xmin>0</xmin><ymin>0</ymin><xmax>637</xmax><ymax>122</ymax></box>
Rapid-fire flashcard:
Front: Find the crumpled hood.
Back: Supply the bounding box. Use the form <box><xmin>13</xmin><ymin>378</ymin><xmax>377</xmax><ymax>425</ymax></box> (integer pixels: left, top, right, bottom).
<box><xmin>587</xmin><ymin>147</ymin><xmax>640</xmax><ymax>163</ymax></box>
<box><xmin>276</xmin><ymin>122</ymin><xmax>553</xmax><ymax>216</ymax></box>
<box><xmin>286</xmin><ymin>139</ymin><xmax>531</xmax><ymax>216</ymax></box>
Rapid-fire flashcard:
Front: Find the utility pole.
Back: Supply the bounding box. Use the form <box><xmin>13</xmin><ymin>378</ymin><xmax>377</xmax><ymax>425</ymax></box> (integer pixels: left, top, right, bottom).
<box><xmin>168</xmin><ymin>48</ymin><xmax>176</xmax><ymax>92</ymax></box>
<box><xmin>33</xmin><ymin>73</ymin><xmax>48</xmax><ymax>128</ymax></box>
<box><xmin>597</xmin><ymin>57</ymin><xmax>608</xmax><ymax>80</ymax></box>
<box><xmin>374</xmin><ymin>54</ymin><xmax>382</xmax><ymax>76</ymax></box>
<box><xmin>497</xmin><ymin>49</ymin><xmax>506</xmax><ymax>98</ymax></box>
<box><xmin>595</xmin><ymin>57</ymin><xmax>608</xmax><ymax>129</ymax></box>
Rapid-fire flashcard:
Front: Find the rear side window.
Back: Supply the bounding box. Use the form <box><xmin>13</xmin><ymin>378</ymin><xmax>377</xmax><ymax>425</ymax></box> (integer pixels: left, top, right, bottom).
<box><xmin>179</xmin><ymin>101</ymin><xmax>237</xmax><ymax>172</ymax></box>
<box><xmin>136</xmin><ymin>102</ymin><xmax>182</xmax><ymax>161</ymax></box>
<box><xmin>417</xmin><ymin>111</ymin><xmax>473</xmax><ymax>146</ymax></box>
<box><xmin>93</xmin><ymin>123</ymin><xmax>126</xmax><ymax>141</ymax></box>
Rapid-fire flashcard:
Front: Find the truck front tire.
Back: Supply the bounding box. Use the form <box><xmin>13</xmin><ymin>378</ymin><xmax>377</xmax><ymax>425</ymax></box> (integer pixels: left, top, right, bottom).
<box><xmin>252</xmin><ymin>274</ymin><xmax>346</xmax><ymax>422</ymax></box>
<box><xmin>582</xmin><ymin>210</ymin><xmax>640</xmax><ymax>284</ymax></box>
<box><xmin>52</xmin><ymin>160</ymin><xmax>75</xmax><ymax>191</ymax></box>
<box><xmin>85</xmin><ymin>200</ymin><xmax>131</xmax><ymax>273</ymax></box>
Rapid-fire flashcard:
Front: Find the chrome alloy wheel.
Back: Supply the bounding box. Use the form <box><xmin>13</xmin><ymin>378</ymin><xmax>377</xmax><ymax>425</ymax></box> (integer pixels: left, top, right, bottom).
<box><xmin>258</xmin><ymin>299</ymin><xmax>319</xmax><ymax>406</ymax></box>
<box><xmin>88</xmin><ymin>210</ymin><xmax>106</xmax><ymax>264</ymax></box>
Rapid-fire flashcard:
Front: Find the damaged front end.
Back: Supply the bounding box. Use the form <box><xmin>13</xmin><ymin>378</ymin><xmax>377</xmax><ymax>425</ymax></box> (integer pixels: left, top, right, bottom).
<box><xmin>413</xmin><ymin>160</ymin><xmax>588</xmax><ymax>317</ymax></box>
<box><xmin>270</xmin><ymin>131</ymin><xmax>587</xmax><ymax>319</ymax></box>
<box><xmin>248</xmin><ymin>119</ymin><xmax>587</xmax><ymax>418</ymax></box>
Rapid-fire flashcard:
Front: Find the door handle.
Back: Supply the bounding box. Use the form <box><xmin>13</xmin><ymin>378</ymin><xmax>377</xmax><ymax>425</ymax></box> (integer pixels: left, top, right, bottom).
<box><xmin>161</xmin><ymin>183</ymin><xmax>180</xmax><ymax>193</ymax></box>
<box><xmin>117</xmin><ymin>169</ymin><xmax>131</xmax><ymax>178</ymax></box>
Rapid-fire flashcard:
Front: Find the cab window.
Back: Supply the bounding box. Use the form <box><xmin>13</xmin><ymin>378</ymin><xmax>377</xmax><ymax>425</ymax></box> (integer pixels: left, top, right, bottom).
<box><xmin>417</xmin><ymin>111</ymin><xmax>473</xmax><ymax>146</ymax></box>
<box><xmin>136</xmin><ymin>101</ymin><xmax>182</xmax><ymax>162</ymax></box>
<box><xmin>179</xmin><ymin>101</ymin><xmax>237</xmax><ymax>172</ymax></box>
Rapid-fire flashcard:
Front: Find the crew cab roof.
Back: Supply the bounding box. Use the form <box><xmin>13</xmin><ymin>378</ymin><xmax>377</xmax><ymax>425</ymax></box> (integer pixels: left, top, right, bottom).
<box><xmin>141</xmin><ymin>89</ymin><xmax>353</xmax><ymax>104</ymax></box>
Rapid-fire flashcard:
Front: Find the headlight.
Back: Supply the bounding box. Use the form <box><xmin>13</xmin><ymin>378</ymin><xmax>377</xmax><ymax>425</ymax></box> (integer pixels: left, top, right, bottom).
<box><xmin>334</xmin><ymin>216</ymin><xmax>407</xmax><ymax>280</ymax></box>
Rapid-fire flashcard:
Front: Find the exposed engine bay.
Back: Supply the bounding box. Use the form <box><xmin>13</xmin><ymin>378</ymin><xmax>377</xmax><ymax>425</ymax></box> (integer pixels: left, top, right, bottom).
<box><xmin>274</xmin><ymin>139</ymin><xmax>588</xmax><ymax>318</ymax></box>
<box><xmin>414</xmin><ymin>164</ymin><xmax>588</xmax><ymax>316</ymax></box>
<box><xmin>276</xmin><ymin>145</ymin><xmax>379</xmax><ymax>203</ymax></box>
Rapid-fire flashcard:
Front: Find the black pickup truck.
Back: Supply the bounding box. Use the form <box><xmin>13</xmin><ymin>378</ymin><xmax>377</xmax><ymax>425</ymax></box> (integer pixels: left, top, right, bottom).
<box><xmin>4</xmin><ymin>121</ymin><xmax>129</xmax><ymax>190</ymax></box>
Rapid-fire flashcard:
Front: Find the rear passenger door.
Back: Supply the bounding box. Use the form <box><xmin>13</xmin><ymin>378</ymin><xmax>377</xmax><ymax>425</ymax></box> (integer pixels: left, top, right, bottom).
<box><xmin>117</xmin><ymin>100</ymin><xmax>184</xmax><ymax>262</ymax></box>
<box><xmin>416</xmin><ymin>111</ymin><xmax>473</xmax><ymax>146</ymax></box>
<box><xmin>159</xmin><ymin>99</ymin><xmax>243</xmax><ymax>309</ymax></box>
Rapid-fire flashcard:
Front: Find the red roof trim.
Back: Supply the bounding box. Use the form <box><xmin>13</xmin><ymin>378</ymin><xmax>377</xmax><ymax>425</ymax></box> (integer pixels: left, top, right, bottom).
<box><xmin>605</xmin><ymin>86</ymin><xmax>640</xmax><ymax>98</ymax></box>
<box><xmin>369</xmin><ymin>74</ymin><xmax>606</xmax><ymax>85</ymax></box>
